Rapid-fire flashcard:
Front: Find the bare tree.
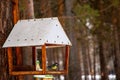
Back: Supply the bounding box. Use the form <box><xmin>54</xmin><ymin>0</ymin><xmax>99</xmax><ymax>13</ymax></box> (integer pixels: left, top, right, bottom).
<box><xmin>112</xmin><ymin>5</ymin><xmax>120</xmax><ymax>80</ymax></box>
<box><xmin>0</xmin><ymin>0</ymin><xmax>14</xmax><ymax>80</ymax></box>
<box><xmin>21</xmin><ymin>0</ymin><xmax>35</xmax><ymax>80</ymax></box>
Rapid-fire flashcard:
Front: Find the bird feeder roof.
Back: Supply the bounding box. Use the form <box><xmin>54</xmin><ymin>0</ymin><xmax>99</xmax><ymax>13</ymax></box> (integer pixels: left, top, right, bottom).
<box><xmin>3</xmin><ymin>17</ymin><xmax>72</xmax><ymax>48</ymax></box>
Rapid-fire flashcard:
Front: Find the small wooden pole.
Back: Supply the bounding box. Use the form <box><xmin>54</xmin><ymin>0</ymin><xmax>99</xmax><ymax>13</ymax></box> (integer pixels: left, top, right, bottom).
<box><xmin>42</xmin><ymin>45</ymin><xmax>47</xmax><ymax>74</ymax></box>
<box><xmin>34</xmin><ymin>45</ymin><xmax>47</xmax><ymax>80</ymax></box>
<box><xmin>32</xmin><ymin>46</ymin><xmax>36</xmax><ymax>70</ymax></box>
<box><xmin>7</xmin><ymin>48</ymin><xmax>13</xmax><ymax>74</ymax></box>
<box><xmin>65</xmin><ymin>45</ymin><xmax>70</xmax><ymax>74</ymax></box>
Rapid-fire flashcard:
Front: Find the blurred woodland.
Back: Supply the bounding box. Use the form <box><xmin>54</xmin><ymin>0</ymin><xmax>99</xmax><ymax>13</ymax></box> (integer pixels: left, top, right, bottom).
<box><xmin>0</xmin><ymin>0</ymin><xmax>120</xmax><ymax>80</ymax></box>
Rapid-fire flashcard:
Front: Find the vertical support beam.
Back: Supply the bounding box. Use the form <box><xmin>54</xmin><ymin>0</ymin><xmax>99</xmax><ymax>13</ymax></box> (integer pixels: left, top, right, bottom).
<box><xmin>32</xmin><ymin>46</ymin><xmax>36</xmax><ymax>70</ymax></box>
<box><xmin>42</xmin><ymin>45</ymin><xmax>47</xmax><ymax>74</ymax></box>
<box><xmin>65</xmin><ymin>45</ymin><xmax>70</xmax><ymax>74</ymax></box>
<box><xmin>7</xmin><ymin>48</ymin><xmax>13</xmax><ymax>74</ymax></box>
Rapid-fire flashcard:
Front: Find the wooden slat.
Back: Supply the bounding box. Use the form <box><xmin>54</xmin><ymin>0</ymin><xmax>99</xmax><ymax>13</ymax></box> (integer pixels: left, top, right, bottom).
<box><xmin>11</xmin><ymin>71</ymin><xmax>43</xmax><ymax>75</ymax></box>
<box><xmin>45</xmin><ymin>44</ymin><xmax>65</xmax><ymax>47</ymax></box>
<box><xmin>13</xmin><ymin>65</ymin><xmax>34</xmax><ymax>71</ymax></box>
<box><xmin>46</xmin><ymin>70</ymin><xmax>67</xmax><ymax>75</ymax></box>
<box><xmin>43</xmin><ymin>79</ymin><xmax>52</xmax><ymax>80</ymax></box>
<box><xmin>10</xmin><ymin>70</ymin><xmax>67</xmax><ymax>75</ymax></box>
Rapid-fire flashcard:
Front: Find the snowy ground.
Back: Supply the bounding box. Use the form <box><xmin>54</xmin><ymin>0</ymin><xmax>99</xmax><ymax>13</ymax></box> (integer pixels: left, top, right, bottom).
<box><xmin>81</xmin><ymin>74</ymin><xmax>116</xmax><ymax>80</ymax></box>
<box><xmin>34</xmin><ymin>74</ymin><xmax>116</xmax><ymax>80</ymax></box>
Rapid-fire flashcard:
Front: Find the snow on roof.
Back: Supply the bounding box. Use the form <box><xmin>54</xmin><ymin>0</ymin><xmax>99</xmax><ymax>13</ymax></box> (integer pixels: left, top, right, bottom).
<box><xmin>3</xmin><ymin>17</ymin><xmax>72</xmax><ymax>48</ymax></box>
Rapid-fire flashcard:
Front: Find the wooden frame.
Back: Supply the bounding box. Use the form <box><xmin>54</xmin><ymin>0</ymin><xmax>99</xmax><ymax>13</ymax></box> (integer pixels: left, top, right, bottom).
<box><xmin>7</xmin><ymin>45</ymin><xmax>70</xmax><ymax>75</ymax></box>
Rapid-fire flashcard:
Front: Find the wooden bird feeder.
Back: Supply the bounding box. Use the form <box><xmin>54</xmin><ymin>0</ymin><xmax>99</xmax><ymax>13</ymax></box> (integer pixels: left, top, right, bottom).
<box><xmin>3</xmin><ymin>17</ymin><xmax>72</xmax><ymax>75</ymax></box>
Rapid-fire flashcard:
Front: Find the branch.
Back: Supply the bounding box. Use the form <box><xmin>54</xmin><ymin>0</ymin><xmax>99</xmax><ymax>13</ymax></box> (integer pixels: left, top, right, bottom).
<box><xmin>100</xmin><ymin>4</ymin><xmax>113</xmax><ymax>12</ymax></box>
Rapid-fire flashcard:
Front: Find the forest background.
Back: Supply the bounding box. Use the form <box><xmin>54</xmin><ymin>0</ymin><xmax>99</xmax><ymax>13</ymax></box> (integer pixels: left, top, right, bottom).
<box><xmin>0</xmin><ymin>0</ymin><xmax>120</xmax><ymax>80</ymax></box>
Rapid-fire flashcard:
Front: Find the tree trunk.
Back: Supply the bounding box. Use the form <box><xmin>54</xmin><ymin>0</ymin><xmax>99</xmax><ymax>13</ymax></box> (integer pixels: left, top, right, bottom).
<box><xmin>57</xmin><ymin>1</ymin><xmax>66</xmax><ymax>79</ymax></box>
<box><xmin>0</xmin><ymin>0</ymin><xmax>14</xmax><ymax>80</ymax></box>
<box><xmin>25</xmin><ymin>0</ymin><xmax>34</xmax><ymax>19</ymax></box>
<box><xmin>97</xmin><ymin>0</ymin><xmax>109</xmax><ymax>80</ymax></box>
<box><xmin>98</xmin><ymin>41</ymin><xmax>109</xmax><ymax>80</ymax></box>
<box><xmin>87</xmin><ymin>39</ymin><xmax>94</xmax><ymax>80</ymax></box>
<box><xmin>58</xmin><ymin>0</ymin><xmax>65</xmax><ymax>16</ymax></box>
<box><xmin>93</xmin><ymin>43</ymin><xmax>96</xmax><ymax>80</ymax></box>
<box><xmin>12</xmin><ymin>0</ymin><xmax>24</xmax><ymax>80</ymax></box>
<box><xmin>81</xmin><ymin>41</ymin><xmax>89</xmax><ymax>80</ymax></box>
<box><xmin>112</xmin><ymin>7</ymin><xmax>120</xmax><ymax>80</ymax></box>
<box><xmin>22</xmin><ymin>0</ymin><xmax>35</xmax><ymax>80</ymax></box>
<box><xmin>65</xmin><ymin>0</ymin><xmax>82</xmax><ymax>80</ymax></box>
<box><xmin>40</xmin><ymin>0</ymin><xmax>52</xmax><ymax>17</ymax></box>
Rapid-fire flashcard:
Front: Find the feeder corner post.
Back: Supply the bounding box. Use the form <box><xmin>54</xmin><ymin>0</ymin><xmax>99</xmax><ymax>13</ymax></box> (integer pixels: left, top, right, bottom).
<box><xmin>65</xmin><ymin>45</ymin><xmax>70</xmax><ymax>74</ymax></box>
<box><xmin>42</xmin><ymin>45</ymin><xmax>47</xmax><ymax>74</ymax></box>
<box><xmin>7</xmin><ymin>48</ymin><xmax>13</xmax><ymax>75</ymax></box>
<box><xmin>32</xmin><ymin>46</ymin><xmax>36</xmax><ymax>70</ymax></box>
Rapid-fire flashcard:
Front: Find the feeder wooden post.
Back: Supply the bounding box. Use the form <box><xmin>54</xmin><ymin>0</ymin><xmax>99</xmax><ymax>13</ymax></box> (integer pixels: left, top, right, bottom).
<box><xmin>7</xmin><ymin>48</ymin><xmax>13</xmax><ymax>74</ymax></box>
<box><xmin>42</xmin><ymin>45</ymin><xmax>47</xmax><ymax>74</ymax></box>
<box><xmin>65</xmin><ymin>45</ymin><xmax>70</xmax><ymax>74</ymax></box>
<box><xmin>32</xmin><ymin>46</ymin><xmax>36</xmax><ymax>70</ymax></box>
